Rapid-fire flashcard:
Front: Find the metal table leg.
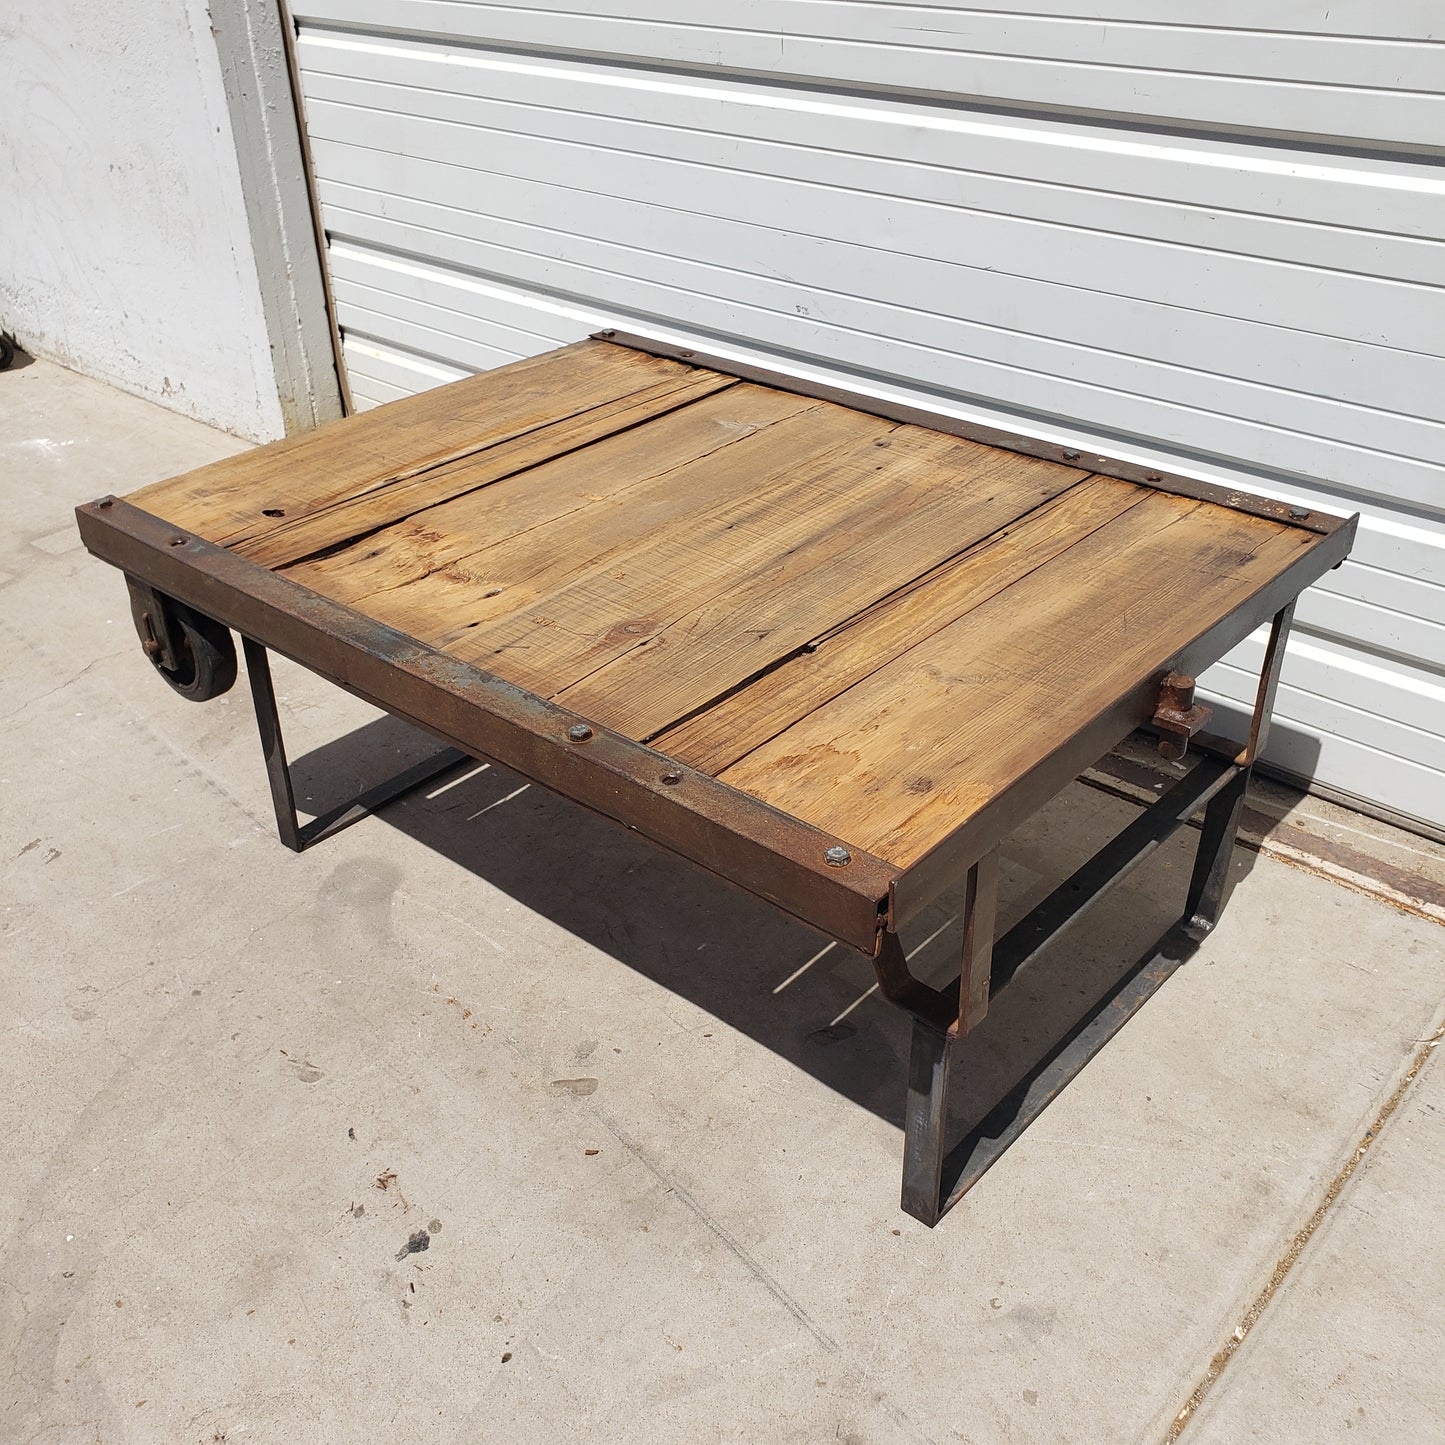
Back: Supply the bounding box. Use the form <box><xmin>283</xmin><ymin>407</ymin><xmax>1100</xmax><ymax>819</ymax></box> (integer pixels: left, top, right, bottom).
<box><xmin>1187</xmin><ymin>600</ymin><xmax>1295</xmax><ymax>938</ymax></box>
<box><xmin>901</xmin><ymin>1018</ymin><xmax>954</xmax><ymax>1226</ymax></box>
<box><xmin>243</xmin><ymin>637</ymin><xmax>468</xmax><ymax>852</ymax></box>
<box><xmin>892</xmin><ymin>602</ymin><xmax>1296</xmax><ymax>1226</ymax></box>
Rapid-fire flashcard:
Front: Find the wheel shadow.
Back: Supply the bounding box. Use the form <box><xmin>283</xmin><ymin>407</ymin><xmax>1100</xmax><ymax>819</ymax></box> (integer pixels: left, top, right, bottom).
<box><xmin>284</xmin><ymin>712</ymin><xmax>1266</xmax><ymax>1140</ymax></box>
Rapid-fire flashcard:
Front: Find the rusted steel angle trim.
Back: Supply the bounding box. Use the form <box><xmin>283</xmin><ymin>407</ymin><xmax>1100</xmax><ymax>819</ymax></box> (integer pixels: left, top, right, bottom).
<box><xmin>888</xmin><ymin>514</ymin><xmax>1357</xmax><ymax>929</ymax></box>
<box><xmin>593</xmin><ymin>331</ymin><xmax>1349</xmax><ymax>538</ymax></box>
<box><xmin>76</xmin><ymin>498</ymin><xmax>897</xmax><ymax>953</ymax></box>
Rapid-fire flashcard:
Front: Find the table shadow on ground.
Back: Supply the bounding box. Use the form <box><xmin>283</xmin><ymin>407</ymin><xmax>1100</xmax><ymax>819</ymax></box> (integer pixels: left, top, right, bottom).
<box><xmin>283</xmin><ymin>712</ymin><xmax>1264</xmax><ymax>1146</ymax></box>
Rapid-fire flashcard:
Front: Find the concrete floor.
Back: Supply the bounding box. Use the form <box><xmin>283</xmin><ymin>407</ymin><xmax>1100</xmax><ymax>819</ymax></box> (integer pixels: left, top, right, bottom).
<box><xmin>3</xmin><ymin>355</ymin><xmax>1443</xmax><ymax>1445</ymax></box>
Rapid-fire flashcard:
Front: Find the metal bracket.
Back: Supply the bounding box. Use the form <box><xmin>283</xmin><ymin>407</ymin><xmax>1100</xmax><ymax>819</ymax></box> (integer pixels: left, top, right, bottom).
<box><xmin>870</xmin><ymin>849</ymin><xmax>998</xmax><ymax>1038</ymax></box>
<box><xmin>126</xmin><ymin>577</ymin><xmax>184</xmax><ymax>674</ymax></box>
<box><xmin>1152</xmin><ymin>672</ymin><xmax>1212</xmax><ymax>760</ymax></box>
<box><xmin>243</xmin><ymin>637</ymin><xmax>467</xmax><ymax>851</ymax></box>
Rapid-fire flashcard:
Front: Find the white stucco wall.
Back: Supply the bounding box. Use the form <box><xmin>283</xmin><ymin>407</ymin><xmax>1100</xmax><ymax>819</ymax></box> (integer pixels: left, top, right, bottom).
<box><xmin>1</xmin><ymin>0</ymin><xmax>287</xmax><ymax>440</ymax></box>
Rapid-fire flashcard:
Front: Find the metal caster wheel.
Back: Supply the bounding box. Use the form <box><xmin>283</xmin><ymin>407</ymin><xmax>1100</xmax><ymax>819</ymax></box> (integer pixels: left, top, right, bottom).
<box><xmin>127</xmin><ymin>579</ymin><xmax>237</xmax><ymax>701</ymax></box>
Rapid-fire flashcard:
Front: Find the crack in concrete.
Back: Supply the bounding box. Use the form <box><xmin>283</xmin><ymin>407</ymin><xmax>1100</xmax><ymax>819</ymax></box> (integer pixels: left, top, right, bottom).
<box><xmin>0</xmin><ymin>648</ymin><xmax>128</xmax><ymax>723</ymax></box>
<box><xmin>594</xmin><ymin>1106</ymin><xmax>839</xmax><ymax>1355</ymax></box>
<box><xmin>1167</xmin><ymin>1017</ymin><xmax>1445</xmax><ymax>1440</ymax></box>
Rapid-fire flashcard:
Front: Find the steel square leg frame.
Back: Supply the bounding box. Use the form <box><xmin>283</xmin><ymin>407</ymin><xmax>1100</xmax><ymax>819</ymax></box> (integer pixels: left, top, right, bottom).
<box><xmin>242</xmin><ymin>637</ymin><xmax>467</xmax><ymax>852</ymax></box>
<box><xmin>241</xmin><ymin>596</ymin><xmax>1291</xmax><ymax>1226</ymax></box>
<box><xmin>890</xmin><ymin>603</ymin><xmax>1296</xmax><ymax>1227</ymax></box>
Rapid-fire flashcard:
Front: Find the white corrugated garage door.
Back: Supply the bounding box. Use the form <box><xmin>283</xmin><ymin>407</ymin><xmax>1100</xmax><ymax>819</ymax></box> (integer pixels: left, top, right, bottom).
<box><xmin>289</xmin><ymin>2</ymin><xmax>1445</xmax><ymax>837</ymax></box>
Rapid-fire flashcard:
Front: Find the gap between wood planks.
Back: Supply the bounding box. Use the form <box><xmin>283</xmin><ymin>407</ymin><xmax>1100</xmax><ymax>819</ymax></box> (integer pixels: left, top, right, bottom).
<box><xmin>642</xmin><ymin>475</ymin><xmax>1130</xmax><ymax>754</ymax></box>
<box><xmin>261</xmin><ymin>371</ymin><xmax>744</xmax><ymax>573</ymax></box>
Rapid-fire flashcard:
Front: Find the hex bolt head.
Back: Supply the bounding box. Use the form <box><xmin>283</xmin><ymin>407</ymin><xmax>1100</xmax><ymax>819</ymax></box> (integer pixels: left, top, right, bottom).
<box><xmin>1288</xmin><ymin>507</ymin><xmax>1311</xmax><ymax>521</ymax></box>
<box><xmin>566</xmin><ymin>723</ymin><xmax>594</xmax><ymax>743</ymax></box>
<box><xmin>1062</xmin><ymin>449</ymin><xmax>1081</xmax><ymax>461</ymax></box>
<box><xmin>823</xmin><ymin>845</ymin><xmax>852</xmax><ymax>867</ymax></box>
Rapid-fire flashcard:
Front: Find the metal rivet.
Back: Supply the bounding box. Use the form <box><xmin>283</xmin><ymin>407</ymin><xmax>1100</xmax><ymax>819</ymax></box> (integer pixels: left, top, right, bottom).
<box><xmin>168</xmin><ymin>537</ymin><xmax>186</xmax><ymax>547</ymax></box>
<box><xmin>1288</xmin><ymin>507</ymin><xmax>1311</xmax><ymax>521</ymax></box>
<box><xmin>566</xmin><ymin>723</ymin><xmax>593</xmax><ymax>742</ymax></box>
<box><xmin>823</xmin><ymin>845</ymin><xmax>852</xmax><ymax>867</ymax></box>
<box><xmin>1062</xmin><ymin>449</ymin><xmax>1081</xmax><ymax>461</ymax></box>
<box><xmin>660</xmin><ymin>771</ymin><xmax>682</xmax><ymax>785</ymax></box>
<box><xmin>1145</xmin><ymin>473</ymin><xmax>1162</xmax><ymax>483</ymax></box>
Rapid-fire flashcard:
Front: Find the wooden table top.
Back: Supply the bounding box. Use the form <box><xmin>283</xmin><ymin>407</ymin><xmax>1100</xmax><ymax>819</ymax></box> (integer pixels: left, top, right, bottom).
<box><xmin>128</xmin><ymin>339</ymin><xmax>1350</xmax><ymax>883</ymax></box>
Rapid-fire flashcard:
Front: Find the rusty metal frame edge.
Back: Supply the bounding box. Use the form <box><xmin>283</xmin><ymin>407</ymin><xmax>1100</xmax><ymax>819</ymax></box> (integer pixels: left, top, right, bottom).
<box><xmin>592</xmin><ymin>331</ymin><xmax>1352</xmax><ymax>538</ymax></box>
<box><xmin>76</xmin><ymin>497</ymin><xmax>897</xmax><ymax>953</ymax></box>
<box><xmin>888</xmin><ymin>513</ymin><xmax>1357</xmax><ymax>929</ymax></box>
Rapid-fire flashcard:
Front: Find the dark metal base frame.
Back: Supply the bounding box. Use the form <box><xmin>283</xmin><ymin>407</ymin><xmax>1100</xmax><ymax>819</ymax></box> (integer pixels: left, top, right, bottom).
<box><xmin>238</xmin><ymin>595</ymin><xmax>1293</xmax><ymax>1230</ymax></box>
<box><xmin>242</xmin><ymin>637</ymin><xmax>467</xmax><ymax>852</ymax></box>
<box><xmin>885</xmin><ymin>603</ymin><xmax>1295</xmax><ymax>1226</ymax></box>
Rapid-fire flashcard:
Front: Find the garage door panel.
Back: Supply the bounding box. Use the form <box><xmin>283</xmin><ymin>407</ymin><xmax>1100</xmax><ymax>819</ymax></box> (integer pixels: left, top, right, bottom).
<box><xmin>1210</xmin><ymin>635</ymin><xmax>1445</xmax><ymax>743</ymax></box>
<box><xmin>303</xmin><ymin>0</ymin><xmax>1444</xmax><ymax>85</ymax></box>
<box><xmin>1201</xmin><ymin>690</ymin><xmax>1445</xmax><ymax>837</ymax></box>
<box><xmin>1295</xmin><ymin>589</ymin><xmax>1445</xmax><ymax>675</ymax></box>
<box><xmin>294</xmin><ymin>3</ymin><xmax>1445</xmax><ymax>147</ymax></box>
<box><xmin>1317</xmin><ymin>556</ymin><xmax>1445</xmax><ymax>625</ymax></box>
<box><xmin>331</xmin><ymin>271</ymin><xmax>577</xmax><ymax>363</ymax></box>
<box><xmin>297</xmin><ymin>0</ymin><xmax>1445</xmax><ymax>45</ymax></box>
<box><xmin>345</xmin><ymin>374</ymin><xmax>411</xmax><ymax>410</ymax></box>
<box><xmin>314</xmin><ymin>159</ymin><xmax>1445</xmax><ymax>511</ymax></box>
<box><xmin>337</xmin><ymin>296</ymin><xmax>566</xmax><ymax>376</ymax></box>
<box><xmin>296</xmin><ymin>17</ymin><xmax>1445</xmax><ymax>834</ymax></box>
<box><xmin>795</xmin><ymin>0</ymin><xmax>1442</xmax><ymax>39</ymax></box>
<box><xmin>297</xmin><ymin>48</ymin><xmax>1445</xmax><ymax>415</ymax></box>
<box><xmin>304</xmin><ymin>98</ymin><xmax>1445</xmax><ymax>359</ymax></box>
<box><xmin>299</xmin><ymin>37</ymin><xmax>1445</xmax><ymax>248</ymax></box>
<box><xmin>340</xmin><ymin>335</ymin><xmax>469</xmax><ymax>401</ymax></box>
<box><xmin>314</xmin><ymin>149</ymin><xmax>1445</xmax><ymax>437</ymax></box>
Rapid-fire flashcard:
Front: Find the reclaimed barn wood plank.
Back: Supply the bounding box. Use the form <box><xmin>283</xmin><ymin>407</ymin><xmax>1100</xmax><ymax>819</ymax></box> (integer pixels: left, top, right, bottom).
<box><xmin>240</xmin><ymin>367</ymin><xmax>736</xmax><ymax>568</ymax></box>
<box><xmin>719</xmin><ymin>493</ymin><xmax>1314</xmax><ymax>865</ymax></box>
<box><xmin>284</xmin><ymin>383</ymin><xmax>825</xmax><ymax>619</ymax></box>
<box><xmin>552</xmin><ymin>437</ymin><xmax>1090</xmax><ymax>738</ymax></box>
<box><xmin>654</xmin><ymin>475</ymin><xmax>1146</xmax><ymax>771</ymax></box>
<box><xmin>124</xmin><ymin>337</ymin><xmax>1336</xmax><ymax>884</ymax></box>
<box><xmin>419</xmin><ymin>401</ymin><xmax>892</xmax><ymax>686</ymax></box>
<box><xmin>131</xmin><ymin>341</ymin><xmax>714</xmax><ymax>552</ymax></box>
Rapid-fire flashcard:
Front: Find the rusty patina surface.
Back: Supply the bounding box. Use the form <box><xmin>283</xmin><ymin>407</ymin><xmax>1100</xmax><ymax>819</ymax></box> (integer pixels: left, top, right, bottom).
<box><xmin>76</xmin><ymin>496</ymin><xmax>898</xmax><ymax>954</ymax></box>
